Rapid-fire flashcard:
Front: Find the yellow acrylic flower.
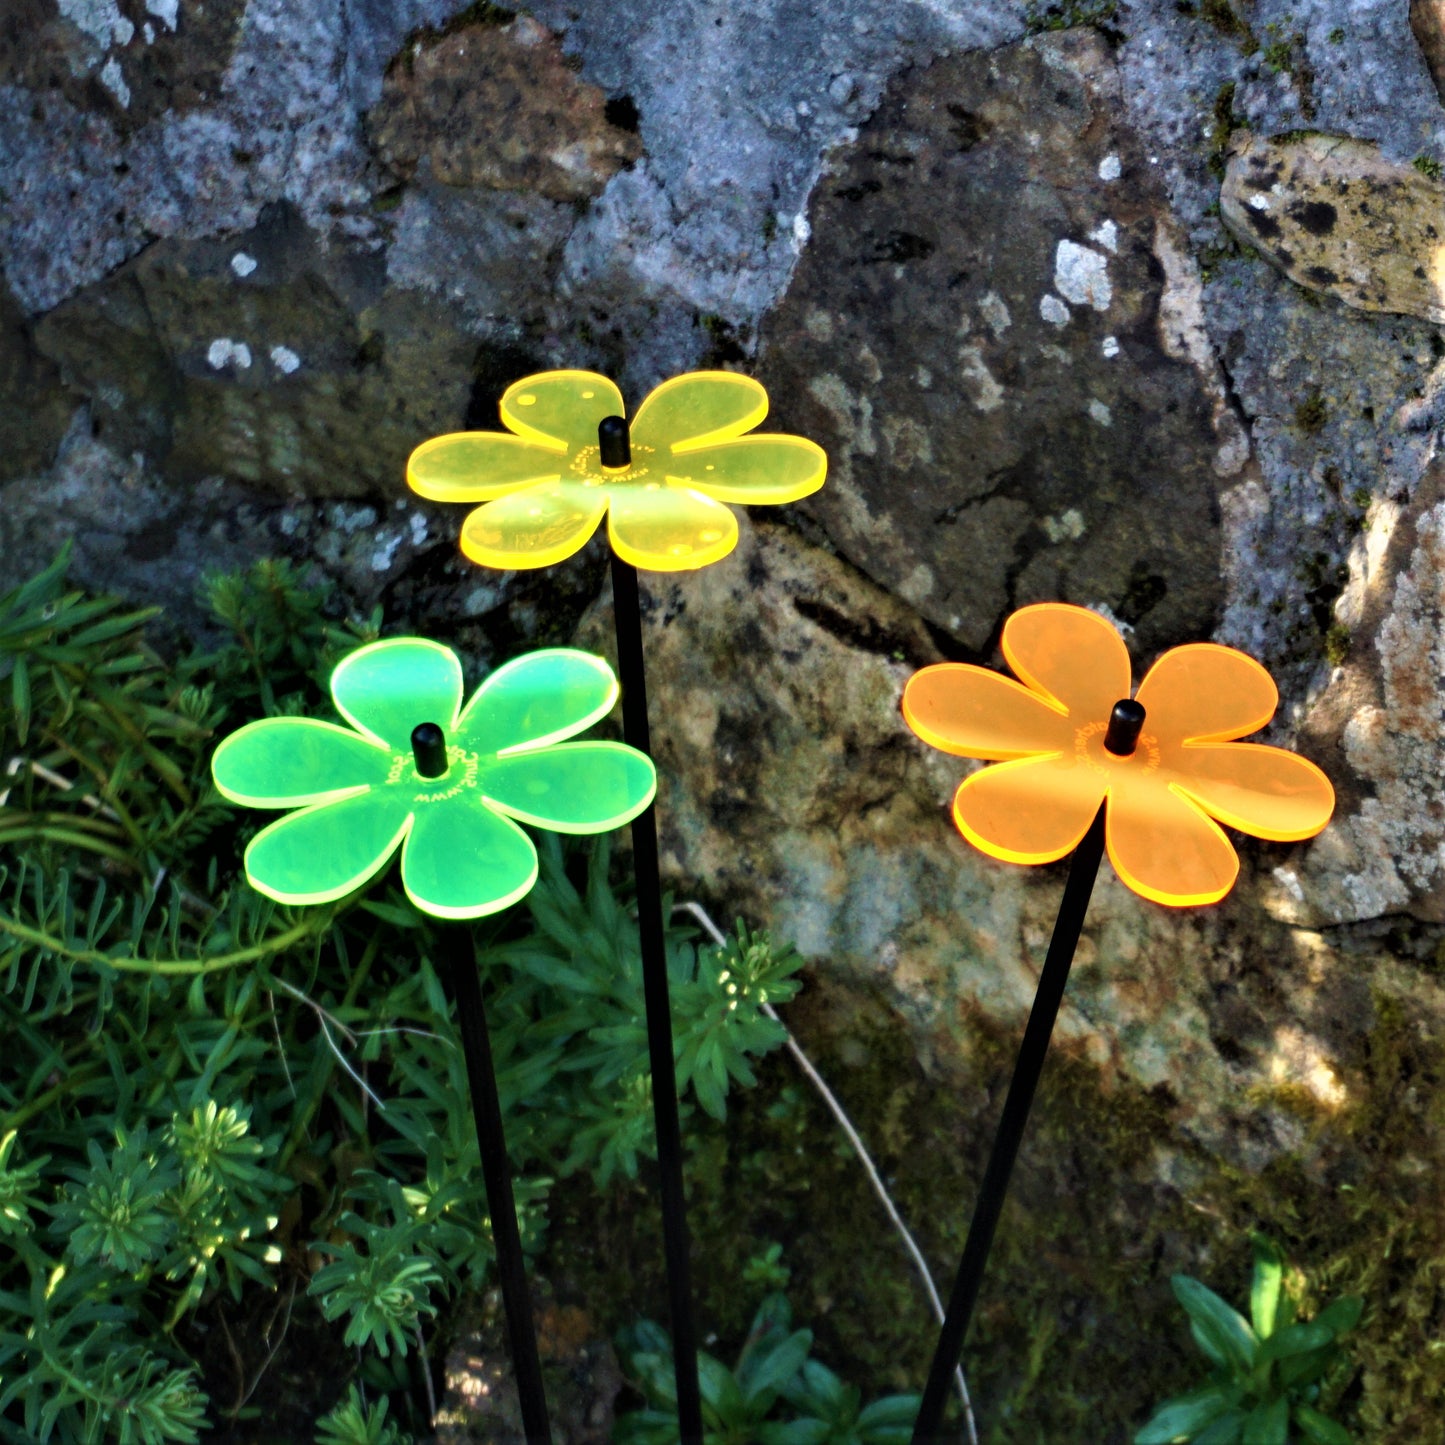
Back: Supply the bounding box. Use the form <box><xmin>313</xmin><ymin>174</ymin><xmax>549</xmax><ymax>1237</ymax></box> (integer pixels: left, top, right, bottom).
<box><xmin>406</xmin><ymin>370</ymin><xmax>827</xmax><ymax>571</ymax></box>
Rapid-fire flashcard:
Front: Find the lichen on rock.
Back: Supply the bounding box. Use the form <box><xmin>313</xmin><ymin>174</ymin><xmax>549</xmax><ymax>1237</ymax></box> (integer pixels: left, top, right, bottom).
<box><xmin>1221</xmin><ymin>132</ymin><xmax>1445</xmax><ymax>324</ymax></box>
<box><xmin>761</xmin><ymin>31</ymin><xmax>1232</xmax><ymax>658</ymax></box>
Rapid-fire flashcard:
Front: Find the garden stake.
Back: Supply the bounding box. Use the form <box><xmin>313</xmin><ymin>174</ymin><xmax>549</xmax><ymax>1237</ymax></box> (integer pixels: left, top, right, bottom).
<box><xmin>901</xmin><ymin>603</ymin><xmax>1336</xmax><ymax>1443</ymax></box>
<box><xmin>910</xmin><ymin>706</ymin><xmax>1136</xmax><ymax>1441</ymax></box>
<box><xmin>610</xmin><ymin>542</ymin><xmax>704</xmax><ymax>1445</ymax></box>
<box><xmin>416</xmin><ymin>718</ymin><xmax>549</xmax><ymax>1439</ymax></box>
<box><xmin>436</xmin><ymin>913</ymin><xmax>552</xmax><ymax>1442</ymax></box>
<box><xmin>407</xmin><ymin>368</ymin><xmax>826</xmax><ymax>1445</ymax></box>
<box><xmin>211</xmin><ymin>638</ymin><xmax>658</xmax><ymax>1445</ymax></box>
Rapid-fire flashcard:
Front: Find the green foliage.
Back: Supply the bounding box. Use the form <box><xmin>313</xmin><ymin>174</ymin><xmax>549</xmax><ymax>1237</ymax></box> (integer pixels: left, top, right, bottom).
<box><xmin>1135</xmin><ymin>1237</ymin><xmax>1361</xmax><ymax>1444</ymax></box>
<box><xmin>313</xmin><ymin>1386</ymin><xmax>405</xmax><ymax>1445</ymax></box>
<box><xmin>616</xmin><ymin>1290</ymin><xmax>921</xmax><ymax>1445</ymax></box>
<box><xmin>0</xmin><ymin>550</ymin><xmax>802</xmax><ymax>1440</ymax></box>
<box><xmin>1412</xmin><ymin>154</ymin><xmax>1443</xmax><ymax>181</ymax></box>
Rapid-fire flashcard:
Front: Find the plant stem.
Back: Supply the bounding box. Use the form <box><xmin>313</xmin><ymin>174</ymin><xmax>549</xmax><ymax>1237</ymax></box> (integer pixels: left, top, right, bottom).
<box><xmin>0</xmin><ymin>911</ymin><xmax>325</xmax><ymax>975</ymax></box>
<box><xmin>609</xmin><ymin>554</ymin><xmax>704</xmax><ymax>1445</ymax></box>
<box><xmin>911</xmin><ymin>801</ymin><xmax>1107</xmax><ymax>1443</ymax></box>
<box><xmin>440</xmin><ymin>921</ymin><xmax>552</xmax><ymax>1443</ymax></box>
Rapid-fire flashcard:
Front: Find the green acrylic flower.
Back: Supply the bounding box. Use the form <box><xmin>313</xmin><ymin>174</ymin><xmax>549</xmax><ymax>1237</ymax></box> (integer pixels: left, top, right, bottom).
<box><xmin>212</xmin><ymin>639</ymin><xmax>655</xmax><ymax>919</ymax></box>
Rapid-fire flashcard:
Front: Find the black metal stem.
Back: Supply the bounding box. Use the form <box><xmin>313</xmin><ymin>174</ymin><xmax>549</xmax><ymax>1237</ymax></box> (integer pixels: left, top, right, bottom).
<box><xmin>911</xmin><ymin>801</ymin><xmax>1108</xmax><ymax>1442</ymax></box>
<box><xmin>440</xmin><ymin>924</ymin><xmax>553</xmax><ymax>1443</ymax></box>
<box><xmin>609</xmin><ymin>552</ymin><xmax>704</xmax><ymax>1445</ymax></box>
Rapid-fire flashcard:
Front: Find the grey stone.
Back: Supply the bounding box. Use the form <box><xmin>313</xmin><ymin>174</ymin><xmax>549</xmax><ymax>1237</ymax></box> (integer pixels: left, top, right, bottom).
<box><xmin>0</xmin><ymin>267</ymin><xmax>73</xmax><ymax>481</ymax></box>
<box><xmin>32</xmin><ymin>201</ymin><xmax>485</xmax><ymax>497</ymax></box>
<box><xmin>760</xmin><ymin>32</ymin><xmax>1234</xmax><ymax>658</ymax></box>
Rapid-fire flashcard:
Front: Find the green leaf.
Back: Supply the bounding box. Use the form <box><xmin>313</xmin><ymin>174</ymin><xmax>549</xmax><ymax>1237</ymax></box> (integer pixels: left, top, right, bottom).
<box><xmin>1294</xmin><ymin>1404</ymin><xmax>1353</xmax><ymax>1445</ymax></box>
<box><xmin>1173</xmin><ymin>1275</ymin><xmax>1258</xmax><ymax>1373</ymax></box>
<box><xmin>1250</xmin><ymin>1236</ymin><xmax>1283</xmax><ymax>1340</ymax></box>
<box><xmin>697</xmin><ymin>1353</ymin><xmax>745</xmax><ymax>1424</ymax></box>
<box><xmin>1312</xmin><ymin>1296</ymin><xmax>1363</xmax><ymax>1337</ymax></box>
<box><xmin>739</xmin><ymin>1328</ymin><xmax>812</xmax><ymax>1407</ymax></box>
<box><xmin>1257</xmin><ymin>1320</ymin><xmax>1335</xmax><ymax>1365</ymax></box>
<box><xmin>1241</xmin><ymin>1395</ymin><xmax>1288</xmax><ymax>1445</ymax></box>
<box><xmin>1193</xmin><ymin>1410</ymin><xmax>1248</xmax><ymax>1445</ymax></box>
<box><xmin>857</xmin><ymin>1394</ymin><xmax>924</xmax><ymax>1427</ymax></box>
<box><xmin>1136</xmin><ymin>1387</ymin><xmax>1237</xmax><ymax>1443</ymax></box>
<box><xmin>11</xmin><ymin>654</ymin><xmax>29</xmax><ymax>744</ymax></box>
<box><xmin>1278</xmin><ymin>1345</ymin><xmax>1339</xmax><ymax>1390</ymax></box>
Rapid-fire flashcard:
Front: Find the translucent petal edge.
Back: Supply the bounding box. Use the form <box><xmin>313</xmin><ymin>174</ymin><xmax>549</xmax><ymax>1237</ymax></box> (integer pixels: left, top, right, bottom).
<box><xmin>1001</xmin><ymin>603</ymin><xmax>1130</xmax><ymax>714</ymax></box>
<box><xmin>400</xmin><ymin>811</ymin><xmax>540</xmax><ymax>921</ymax></box>
<box><xmin>1174</xmin><ymin>746</ymin><xmax>1336</xmax><ymax>841</ymax></box>
<box><xmin>211</xmin><ymin>718</ymin><xmax>387</xmax><ymax>808</ymax></box>
<box><xmin>901</xmin><ymin>665</ymin><xmax>1067</xmax><ymax>760</ymax></box>
<box><xmin>406</xmin><ymin>431</ymin><xmax>564</xmax><ymax>500</ymax></box>
<box><xmin>950</xmin><ymin>754</ymin><xmax>1086</xmax><ymax>864</ymax></box>
<box><xmin>243</xmin><ymin>805</ymin><xmax>414</xmax><ymax>907</ymax></box>
<box><xmin>1141</xmin><ymin>643</ymin><xmax>1279</xmax><ymax>742</ymax></box>
<box><xmin>606</xmin><ymin>495</ymin><xmax>739</xmax><ymax>572</ymax></box>
<box><xmin>482</xmin><ymin>742</ymin><xmax>657</xmax><ymax>833</ymax></box>
<box><xmin>329</xmin><ymin>637</ymin><xmax>464</xmax><ymax>747</ymax></box>
<box><xmin>635</xmin><ymin>370</ymin><xmax>768</xmax><ymax>451</ymax></box>
<box><xmin>673</xmin><ymin>435</ymin><xmax>828</xmax><ymax>504</ymax></box>
<box><xmin>460</xmin><ymin>648</ymin><xmax>621</xmax><ymax>754</ymax></box>
<box><xmin>499</xmin><ymin>369</ymin><xmax>623</xmax><ymax>449</ymax></box>
<box><xmin>1108</xmin><ymin>784</ymin><xmax>1239</xmax><ymax>908</ymax></box>
<box><xmin>459</xmin><ymin>494</ymin><xmax>607</xmax><ymax>571</ymax></box>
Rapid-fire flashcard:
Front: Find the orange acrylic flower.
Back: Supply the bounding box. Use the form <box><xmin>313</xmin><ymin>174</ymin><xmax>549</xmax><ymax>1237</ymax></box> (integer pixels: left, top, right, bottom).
<box><xmin>901</xmin><ymin>603</ymin><xmax>1335</xmax><ymax>906</ymax></box>
<box><xmin>406</xmin><ymin>369</ymin><xmax>826</xmax><ymax>572</ymax></box>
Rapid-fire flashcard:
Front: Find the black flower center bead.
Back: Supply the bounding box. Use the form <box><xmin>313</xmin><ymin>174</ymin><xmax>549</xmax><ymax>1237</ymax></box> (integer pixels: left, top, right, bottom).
<box><xmin>1103</xmin><ymin>699</ymin><xmax>1146</xmax><ymax>757</ymax></box>
<box><xmin>598</xmin><ymin>415</ymin><xmax>632</xmax><ymax>470</ymax></box>
<box><xmin>411</xmin><ymin>722</ymin><xmax>449</xmax><ymax>779</ymax></box>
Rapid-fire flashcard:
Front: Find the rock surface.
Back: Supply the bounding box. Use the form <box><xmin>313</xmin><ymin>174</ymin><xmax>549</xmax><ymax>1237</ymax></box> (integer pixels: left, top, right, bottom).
<box><xmin>369</xmin><ymin>15</ymin><xmax>641</xmax><ymax>201</ymax></box>
<box><xmin>427</xmin><ymin>1285</ymin><xmax>620</xmax><ymax>1445</ymax></box>
<box><xmin>1411</xmin><ymin>0</ymin><xmax>1445</xmax><ymax>102</ymax></box>
<box><xmin>762</xmin><ymin>31</ymin><xmax>1238</xmax><ymax>658</ymax></box>
<box><xmin>1222</xmin><ymin>132</ymin><xmax>1445</xmax><ymax>324</ymax></box>
<box><xmin>4</xmin><ymin>0</ymin><xmax>1445</xmax><ymax>1436</ymax></box>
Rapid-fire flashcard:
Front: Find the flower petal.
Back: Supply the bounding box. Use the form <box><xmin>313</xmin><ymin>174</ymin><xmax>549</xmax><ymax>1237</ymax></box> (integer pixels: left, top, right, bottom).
<box><xmin>1135</xmin><ymin>643</ymin><xmax>1277</xmax><ymax>745</ymax></box>
<box><xmin>482</xmin><ymin>742</ymin><xmax>656</xmax><ymax>832</ymax></box>
<box><xmin>331</xmin><ymin>638</ymin><xmax>464</xmax><ymax>750</ymax></box>
<box><xmin>456</xmin><ymin>649</ymin><xmax>619</xmax><ymax>755</ymax></box>
<box><xmin>1001</xmin><ymin>604</ymin><xmax>1132</xmax><ymax>725</ymax></box>
<box><xmin>663</xmin><ymin>435</ymin><xmax>826</xmax><ymax>505</ymax></box>
<box><xmin>630</xmin><ymin>371</ymin><xmax>768</xmax><ymax>453</ymax></box>
<box><xmin>1171</xmin><ymin>743</ymin><xmax>1334</xmax><ymax>841</ymax></box>
<box><xmin>903</xmin><ymin>664</ymin><xmax>1073</xmax><ymax>760</ymax></box>
<box><xmin>1105</xmin><ymin>774</ymin><xmax>1239</xmax><ymax>906</ymax></box>
<box><xmin>499</xmin><ymin>370</ymin><xmax>624</xmax><ymax>452</ymax></box>
<box><xmin>213</xmin><ymin>718</ymin><xmax>390</xmax><ymax>808</ymax></box>
<box><xmin>400</xmin><ymin>800</ymin><xmax>537</xmax><ymax>919</ymax></box>
<box><xmin>953</xmin><ymin>755</ymin><xmax>1106</xmax><ymax>864</ymax></box>
<box><xmin>607</xmin><ymin>485</ymin><xmax>738</xmax><ymax>571</ymax></box>
<box><xmin>244</xmin><ymin>791</ymin><xmax>412</xmax><ymax>906</ymax></box>
<box><xmin>460</xmin><ymin>483</ymin><xmax>608</xmax><ymax>569</ymax></box>
<box><xmin>407</xmin><ymin>431</ymin><xmax>564</xmax><ymax>503</ymax></box>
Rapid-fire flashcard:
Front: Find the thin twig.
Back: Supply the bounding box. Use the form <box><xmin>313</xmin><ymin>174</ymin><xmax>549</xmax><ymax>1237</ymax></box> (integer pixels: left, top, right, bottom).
<box><xmin>234</xmin><ymin>1278</ymin><xmax>296</xmax><ymax>1412</ymax></box>
<box><xmin>272</xmin><ymin>977</ymin><xmax>387</xmax><ymax>1114</ymax></box>
<box><xmin>265</xmin><ymin>989</ymin><xmax>298</xmax><ymax>1100</ymax></box>
<box><xmin>676</xmin><ymin>900</ymin><xmax>980</xmax><ymax>1445</ymax></box>
<box><xmin>1</xmin><ymin>756</ymin><xmax>120</xmax><ymax>817</ymax></box>
<box><xmin>355</xmin><ymin>1024</ymin><xmax>453</xmax><ymax>1045</ymax></box>
<box><xmin>416</xmin><ymin>1319</ymin><xmax>439</xmax><ymax>1425</ymax></box>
